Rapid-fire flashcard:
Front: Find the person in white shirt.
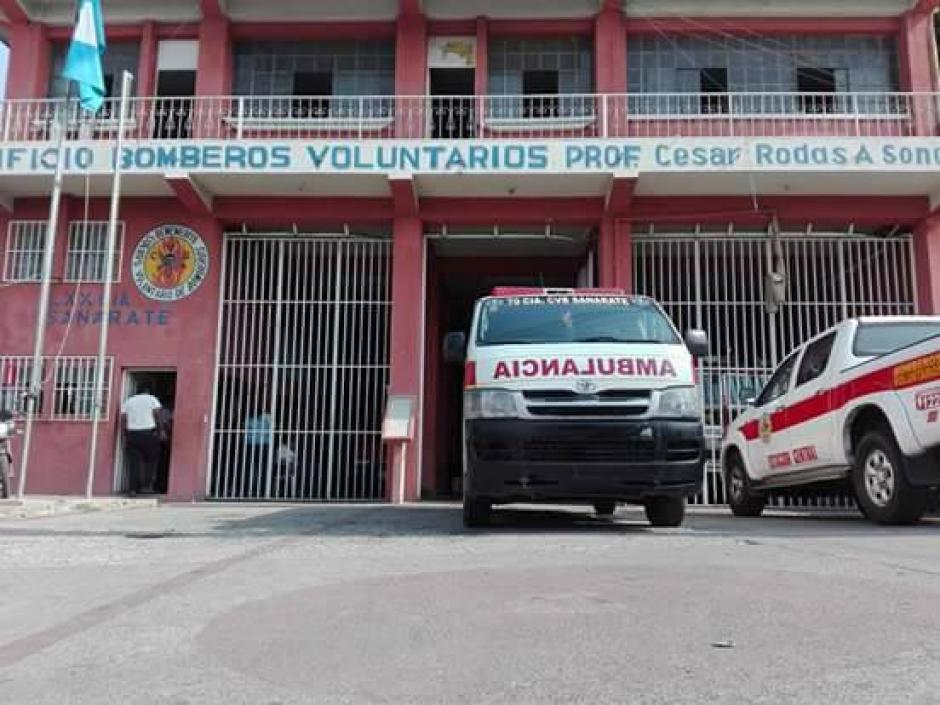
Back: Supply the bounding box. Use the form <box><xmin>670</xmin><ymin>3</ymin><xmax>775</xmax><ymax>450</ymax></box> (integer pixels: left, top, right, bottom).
<box><xmin>121</xmin><ymin>385</ymin><xmax>163</xmax><ymax>496</ymax></box>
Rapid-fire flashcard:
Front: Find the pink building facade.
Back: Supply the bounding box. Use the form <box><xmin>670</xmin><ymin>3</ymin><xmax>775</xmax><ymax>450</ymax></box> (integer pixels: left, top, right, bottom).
<box><xmin>0</xmin><ymin>0</ymin><xmax>938</xmax><ymax>503</ymax></box>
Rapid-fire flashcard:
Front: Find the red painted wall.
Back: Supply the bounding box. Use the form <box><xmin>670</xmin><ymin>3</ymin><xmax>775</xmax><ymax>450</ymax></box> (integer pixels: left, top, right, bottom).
<box><xmin>899</xmin><ymin>8</ymin><xmax>939</xmax><ymax>93</ymax></box>
<box><xmin>387</xmin><ymin>216</ymin><xmax>425</xmax><ymax>501</ymax></box>
<box><xmin>597</xmin><ymin>217</ymin><xmax>632</xmax><ymax>291</ymax></box>
<box><xmin>915</xmin><ymin>215</ymin><xmax>940</xmax><ymax>314</ymax></box>
<box><xmin>395</xmin><ymin>13</ymin><xmax>428</xmax><ymax>138</ymax></box>
<box><xmin>5</xmin><ymin>23</ymin><xmax>51</xmax><ymax>100</ymax></box>
<box><xmin>1</xmin><ymin>194</ymin><xmax>938</xmax><ymax>500</ymax></box>
<box><xmin>136</xmin><ymin>22</ymin><xmax>158</xmax><ymax>100</ymax></box>
<box><xmin>195</xmin><ymin>16</ymin><xmax>233</xmax><ymax>97</ymax></box>
<box><xmin>0</xmin><ymin>199</ymin><xmax>222</xmax><ymax>499</ymax></box>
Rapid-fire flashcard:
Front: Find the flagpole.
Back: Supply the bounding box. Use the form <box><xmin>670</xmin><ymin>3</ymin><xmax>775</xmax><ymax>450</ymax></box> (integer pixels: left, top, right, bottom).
<box><xmin>85</xmin><ymin>70</ymin><xmax>133</xmax><ymax>499</ymax></box>
<box><xmin>17</xmin><ymin>89</ymin><xmax>73</xmax><ymax>499</ymax></box>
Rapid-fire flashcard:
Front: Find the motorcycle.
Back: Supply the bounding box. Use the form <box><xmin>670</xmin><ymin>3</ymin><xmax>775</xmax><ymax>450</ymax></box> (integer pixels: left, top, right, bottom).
<box><xmin>0</xmin><ymin>408</ymin><xmax>15</xmax><ymax>499</ymax></box>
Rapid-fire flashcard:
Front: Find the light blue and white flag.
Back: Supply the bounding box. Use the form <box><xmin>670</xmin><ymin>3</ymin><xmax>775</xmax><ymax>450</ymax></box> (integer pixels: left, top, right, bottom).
<box><xmin>61</xmin><ymin>0</ymin><xmax>107</xmax><ymax>112</ymax></box>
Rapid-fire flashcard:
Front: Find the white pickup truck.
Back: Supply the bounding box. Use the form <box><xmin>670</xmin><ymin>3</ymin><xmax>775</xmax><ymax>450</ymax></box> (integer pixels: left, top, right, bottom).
<box><xmin>443</xmin><ymin>288</ymin><xmax>710</xmax><ymax>528</ymax></box>
<box><xmin>721</xmin><ymin>317</ymin><xmax>940</xmax><ymax>524</ymax></box>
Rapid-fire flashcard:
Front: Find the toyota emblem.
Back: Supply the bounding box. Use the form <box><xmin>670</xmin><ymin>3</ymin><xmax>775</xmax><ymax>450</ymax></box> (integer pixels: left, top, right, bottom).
<box><xmin>575</xmin><ymin>379</ymin><xmax>597</xmax><ymax>394</ymax></box>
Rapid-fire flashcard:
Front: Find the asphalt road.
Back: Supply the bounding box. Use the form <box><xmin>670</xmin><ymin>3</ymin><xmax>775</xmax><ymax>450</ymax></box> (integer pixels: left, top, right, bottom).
<box><xmin>1</xmin><ymin>503</ymin><xmax>939</xmax><ymax>705</ymax></box>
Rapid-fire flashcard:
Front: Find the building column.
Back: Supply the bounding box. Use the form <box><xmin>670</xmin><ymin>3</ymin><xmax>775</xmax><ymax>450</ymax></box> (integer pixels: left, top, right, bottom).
<box><xmin>898</xmin><ymin>5</ymin><xmax>938</xmax><ymax>136</ymax></box>
<box><xmin>597</xmin><ymin>216</ymin><xmax>633</xmax><ymax>291</ymax></box>
<box><xmin>594</xmin><ymin>2</ymin><xmax>627</xmax><ymax>93</ymax></box>
<box><xmin>420</xmin><ymin>256</ymin><xmax>441</xmax><ymax>497</ymax></box>
<box><xmin>474</xmin><ymin>17</ymin><xmax>488</xmax><ymax>97</ymax></box>
<box><xmin>5</xmin><ymin>23</ymin><xmax>51</xmax><ymax>100</ymax></box>
<box><xmin>193</xmin><ymin>17</ymin><xmax>232</xmax><ymax>138</ymax></box>
<box><xmin>914</xmin><ymin>215</ymin><xmax>940</xmax><ymax>314</ymax></box>
<box><xmin>594</xmin><ymin>0</ymin><xmax>627</xmax><ymax>135</ymax></box>
<box><xmin>137</xmin><ymin>22</ymin><xmax>158</xmax><ymax>99</ymax></box>
<box><xmin>388</xmin><ymin>216</ymin><xmax>426</xmax><ymax>501</ymax></box>
<box><xmin>395</xmin><ymin>13</ymin><xmax>427</xmax><ymax>138</ymax></box>
<box><xmin>195</xmin><ymin>16</ymin><xmax>233</xmax><ymax>97</ymax></box>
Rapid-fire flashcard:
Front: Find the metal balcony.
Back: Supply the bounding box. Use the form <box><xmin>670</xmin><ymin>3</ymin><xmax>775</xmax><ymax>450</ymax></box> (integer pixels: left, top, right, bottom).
<box><xmin>1</xmin><ymin>92</ymin><xmax>937</xmax><ymax>142</ymax></box>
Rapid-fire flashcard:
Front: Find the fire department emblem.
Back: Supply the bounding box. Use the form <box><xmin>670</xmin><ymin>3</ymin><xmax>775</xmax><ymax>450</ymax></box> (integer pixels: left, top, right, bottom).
<box><xmin>132</xmin><ymin>225</ymin><xmax>209</xmax><ymax>302</ymax></box>
<box><xmin>758</xmin><ymin>413</ymin><xmax>773</xmax><ymax>443</ymax></box>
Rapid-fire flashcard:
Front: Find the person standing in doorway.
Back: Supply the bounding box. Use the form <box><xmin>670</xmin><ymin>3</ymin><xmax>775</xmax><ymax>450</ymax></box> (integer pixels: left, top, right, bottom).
<box><xmin>245</xmin><ymin>402</ymin><xmax>273</xmax><ymax>497</ymax></box>
<box><xmin>122</xmin><ymin>383</ymin><xmax>163</xmax><ymax>496</ymax></box>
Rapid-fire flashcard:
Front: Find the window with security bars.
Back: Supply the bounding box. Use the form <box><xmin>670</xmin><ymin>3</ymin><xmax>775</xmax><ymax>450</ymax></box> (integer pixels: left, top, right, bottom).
<box><xmin>65</xmin><ymin>221</ymin><xmax>124</xmax><ymax>282</ymax></box>
<box><xmin>4</xmin><ymin>221</ymin><xmax>48</xmax><ymax>282</ymax></box>
<box><xmin>232</xmin><ymin>40</ymin><xmax>395</xmax><ymax>119</ymax></box>
<box><xmin>0</xmin><ymin>357</ymin><xmax>40</xmax><ymax>415</ymax></box>
<box><xmin>488</xmin><ymin>36</ymin><xmax>594</xmax><ymax>120</ymax></box>
<box><xmin>627</xmin><ymin>34</ymin><xmax>899</xmax><ymax>116</ymax></box>
<box><xmin>51</xmin><ymin>357</ymin><xmax>113</xmax><ymax>421</ymax></box>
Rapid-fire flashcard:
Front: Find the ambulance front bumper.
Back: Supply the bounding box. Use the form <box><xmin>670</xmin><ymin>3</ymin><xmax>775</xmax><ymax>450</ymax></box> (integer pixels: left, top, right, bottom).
<box><xmin>465</xmin><ymin>419</ymin><xmax>704</xmax><ymax>502</ymax></box>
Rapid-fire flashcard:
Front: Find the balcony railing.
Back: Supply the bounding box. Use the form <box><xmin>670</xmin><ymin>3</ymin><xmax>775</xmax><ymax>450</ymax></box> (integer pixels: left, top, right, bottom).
<box><xmin>2</xmin><ymin>92</ymin><xmax>938</xmax><ymax>143</ymax></box>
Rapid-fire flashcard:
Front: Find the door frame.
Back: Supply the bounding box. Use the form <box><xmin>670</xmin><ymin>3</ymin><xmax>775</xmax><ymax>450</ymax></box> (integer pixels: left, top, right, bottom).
<box><xmin>111</xmin><ymin>367</ymin><xmax>178</xmax><ymax>494</ymax></box>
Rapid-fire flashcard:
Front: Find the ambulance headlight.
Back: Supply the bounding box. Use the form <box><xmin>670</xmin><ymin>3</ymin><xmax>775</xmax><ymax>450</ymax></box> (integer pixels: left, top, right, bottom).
<box><xmin>657</xmin><ymin>387</ymin><xmax>701</xmax><ymax>419</ymax></box>
<box><xmin>464</xmin><ymin>389</ymin><xmax>519</xmax><ymax>419</ymax></box>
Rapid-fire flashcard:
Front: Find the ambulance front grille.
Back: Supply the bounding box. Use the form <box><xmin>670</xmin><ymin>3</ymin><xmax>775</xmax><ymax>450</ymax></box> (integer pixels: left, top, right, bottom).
<box><xmin>523</xmin><ymin>389</ymin><xmax>651</xmax><ymax>417</ymax></box>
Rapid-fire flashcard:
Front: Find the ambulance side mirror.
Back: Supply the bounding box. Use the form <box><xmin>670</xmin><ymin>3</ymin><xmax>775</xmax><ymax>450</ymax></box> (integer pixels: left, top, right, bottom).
<box><xmin>443</xmin><ymin>332</ymin><xmax>467</xmax><ymax>365</ymax></box>
<box><xmin>684</xmin><ymin>329</ymin><xmax>709</xmax><ymax>358</ymax></box>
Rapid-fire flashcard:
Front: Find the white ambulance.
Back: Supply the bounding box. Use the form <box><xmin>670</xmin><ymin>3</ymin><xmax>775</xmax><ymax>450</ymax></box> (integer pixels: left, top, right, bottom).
<box><xmin>721</xmin><ymin>317</ymin><xmax>940</xmax><ymax>524</ymax></box>
<box><xmin>443</xmin><ymin>288</ymin><xmax>709</xmax><ymax>528</ymax></box>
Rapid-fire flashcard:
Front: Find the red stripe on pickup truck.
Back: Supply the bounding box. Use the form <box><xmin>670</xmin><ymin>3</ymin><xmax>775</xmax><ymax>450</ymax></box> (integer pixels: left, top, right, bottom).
<box><xmin>740</xmin><ymin>420</ymin><xmax>759</xmax><ymax>441</ymax></box>
<box><xmin>735</xmin><ymin>348</ymin><xmax>940</xmax><ymax>441</ymax></box>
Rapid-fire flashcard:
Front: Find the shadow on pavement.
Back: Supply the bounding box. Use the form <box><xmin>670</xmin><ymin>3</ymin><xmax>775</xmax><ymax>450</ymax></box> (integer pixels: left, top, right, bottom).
<box><xmin>0</xmin><ymin>502</ymin><xmax>938</xmax><ymax>540</ymax></box>
<box><xmin>208</xmin><ymin>504</ymin><xmax>657</xmax><ymax>537</ymax></box>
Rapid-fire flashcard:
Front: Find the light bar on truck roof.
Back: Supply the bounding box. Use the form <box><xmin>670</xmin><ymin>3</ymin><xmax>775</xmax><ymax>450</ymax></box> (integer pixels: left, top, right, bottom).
<box><xmin>489</xmin><ymin>287</ymin><xmax>627</xmax><ymax>296</ymax></box>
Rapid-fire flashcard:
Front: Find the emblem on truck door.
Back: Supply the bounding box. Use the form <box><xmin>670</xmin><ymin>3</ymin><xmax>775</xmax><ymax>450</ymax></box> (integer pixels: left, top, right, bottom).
<box><xmin>758</xmin><ymin>414</ymin><xmax>773</xmax><ymax>443</ymax></box>
<box><xmin>575</xmin><ymin>380</ymin><xmax>598</xmax><ymax>394</ymax></box>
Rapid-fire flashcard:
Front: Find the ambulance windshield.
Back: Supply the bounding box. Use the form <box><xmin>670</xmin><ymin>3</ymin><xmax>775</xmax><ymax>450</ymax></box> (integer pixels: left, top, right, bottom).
<box><xmin>476</xmin><ymin>296</ymin><xmax>681</xmax><ymax>347</ymax></box>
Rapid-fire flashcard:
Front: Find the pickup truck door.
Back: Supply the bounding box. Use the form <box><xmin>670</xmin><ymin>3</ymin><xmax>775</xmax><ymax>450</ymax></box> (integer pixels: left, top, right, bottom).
<box><xmin>773</xmin><ymin>332</ymin><xmax>839</xmax><ymax>472</ymax></box>
<box><xmin>746</xmin><ymin>351</ymin><xmax>799</xmax><ymax>481</ymax></box>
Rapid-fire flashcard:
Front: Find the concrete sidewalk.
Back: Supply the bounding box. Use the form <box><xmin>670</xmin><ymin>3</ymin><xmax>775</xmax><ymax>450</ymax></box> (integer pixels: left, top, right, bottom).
<box><xmin>0</xmin><ymin>495</ymin><xmax>159</xmax><ymax>520</ymax></box>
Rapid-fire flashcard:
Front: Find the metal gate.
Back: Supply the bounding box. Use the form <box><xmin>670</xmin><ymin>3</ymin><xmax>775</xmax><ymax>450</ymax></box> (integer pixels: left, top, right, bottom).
<box><xmin>633</xmin><ymin>228</ymin><xmax>917</xmax><ymax>506</ymax></box>
<box><xmin>209</xmin><ymin>236</ymin><xmax>392</xmax><ymax>501</ymax></box>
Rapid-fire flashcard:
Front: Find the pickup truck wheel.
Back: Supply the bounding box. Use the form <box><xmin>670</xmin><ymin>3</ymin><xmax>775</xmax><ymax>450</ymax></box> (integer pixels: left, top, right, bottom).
<box><xmin>727</xmin><ymin>457</ymin><xmax>767</xmax><ymax>518</ymax></box>
<box><xmin>644</xmin><ymin>497</ymin><xmax>685</xmax><ymax>527</ymax></box>
<box><xmin>593</xmin><ymin>501</ymin><xmax>616</xmax><ymax>517</ymax></box>
<box><xmin>462</xmin><ymin>496</ymin><xmax>492</xmax><ymax>528</ymax></box>
<box><xmin>853</xmin><ymin>430</ymin><xmax>929</xmax><ymax>525</ymax></box>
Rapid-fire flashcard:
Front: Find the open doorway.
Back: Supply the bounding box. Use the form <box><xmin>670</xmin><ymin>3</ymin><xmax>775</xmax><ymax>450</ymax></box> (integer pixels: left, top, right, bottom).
<box><xmin>153</xmin><ymin>40</ymin><xmax>198</xmax><ymax>138</ymax></box>
<box><xmin>116</xmin><ymin>370</ymin><xmax>177</xmax><ymax>494</ymax></box>
<box><xmin>153</xmin><ymin>70</ymin><xmax>196</xmax><ymax>138</ymax></box>
<box><xmin>430</xmin><ymin>68</ymin><xmax>475</xmax><ymax>139</ymax></box>
<box><xmin>422</xmin><ymin>232</ymin><xmax>592</xmax><ymax>498</ymax></box>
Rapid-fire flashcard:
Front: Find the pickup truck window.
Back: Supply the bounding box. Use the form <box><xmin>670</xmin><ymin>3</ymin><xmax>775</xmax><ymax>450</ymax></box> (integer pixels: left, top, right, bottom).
<box><xmin>853</xmin><ymin>322</ymin><xmax>940</xmax><ymax>357</ymax></box>
<box><xmin>756</xmin><ymin>352</ymin><xmax>799</xmax><ymax>407</ymax></box>
<box><xmin>476</xmin><ymin>296</ymin><xmax>681</xmax><ymax>347</ymax></box>
<box><xmin>795</xmin><ymin>332</ymin><xmax>836</xmax><ymax>388</ymax></box>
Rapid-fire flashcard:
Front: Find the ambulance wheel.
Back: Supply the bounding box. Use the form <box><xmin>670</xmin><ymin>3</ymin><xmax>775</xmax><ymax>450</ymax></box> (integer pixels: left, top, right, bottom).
<box><xmin>644</xmin><ymin>496</ymin><xmax>685</xmax><ymax>527</ymax></box>
<box><xmin>853</xmin><ymin>430</ymin><xmax>928</xmax><ymax>525</ymax></box>
<box><xmin>727</xmin><ymin>456</ymin><xmax>767</xmax><ymax>518</ymax></box>
<box><xmin>463</xmin><ymin>496</ymin><xmax>492</xmax><ymax>528</ymax></box>
<box><xmin>593</xmin><ymin>501</ymin><xmax>616</xmax><ymax>517</ymax></box>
